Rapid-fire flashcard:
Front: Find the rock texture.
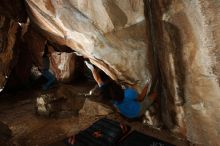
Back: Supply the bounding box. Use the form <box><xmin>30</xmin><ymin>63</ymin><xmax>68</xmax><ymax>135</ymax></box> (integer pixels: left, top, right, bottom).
<box><xmin>25</xmin><ymin>0</ymin><xmax>152</xmax><ymax>91</ymax></box>
<box><xmin>0</xmin><ymin>16</ymin><xmax>21</xmax><ymax>92</ymax></box>
<box><xmin>0</xmin><ymin>0</ymin><xmax>27</xmax><ymax>22</ymax></box>
<box><xmin>5</xmin><ymin>41</ymin><xmax>33</xmax><ymax>90</ymax></box>
<box><xmin>1</xmin><ymin>0</ymin><xmax>220</xmax><ymax>145</ymax></box>
<box><xmin>24</xmin><ymin>27</ymin><xmax>46</xmax><ymax>68</ymax></box>
<box><xmin>24</xmin><ymin>27</ymin><xmax>77</xmax><ymax>82</ymax></box>
<box><xmin>146</xmin><ymin>0</ymin><xmax>220</xmax><ymax>145</ymax></box>
<box><xmin>0</xmin><ymin>121</ymin><xmax>12</xmax><ymax>146</ymax></box>
<box><xmin>50</xmin><ymin>49</ymin><xmax>76</xmax><ymax>82</ymax></box>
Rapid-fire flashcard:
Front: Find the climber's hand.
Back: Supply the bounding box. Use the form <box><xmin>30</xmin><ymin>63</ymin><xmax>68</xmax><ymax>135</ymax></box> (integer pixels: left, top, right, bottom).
<box><xmin>84</xmin><ymin>61</ymin><xmax>94</xmax><ymax>71</ymax></box>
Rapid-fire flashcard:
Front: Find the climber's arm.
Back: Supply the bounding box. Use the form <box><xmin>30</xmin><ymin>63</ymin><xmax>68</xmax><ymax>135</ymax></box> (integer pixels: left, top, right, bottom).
<box><xmin>85</xmin><ymin>61</ymin><xmax>104</xmax><ymax>87</ymax></box>
<box><xmin>137</xmin><ymin>83</ymin><xmax>149</xmax><ymax>102</ymax></box>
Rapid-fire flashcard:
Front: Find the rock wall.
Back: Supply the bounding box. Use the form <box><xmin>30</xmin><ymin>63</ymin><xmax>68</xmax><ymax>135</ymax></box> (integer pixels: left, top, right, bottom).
<box><xmin>0</xmin><ymin>16</ymin><xmax>21</xmax><ymax>92</ymax></box>
<box><xmin>49</xmin><ymin>48</ymin><xmax>76</xmax><ymax>82</ymax></box>
<box><xmin>0</xmin><ymin>0</ymin><xmax>27</xmax><ymax>23</ymax></box>
<box><xmin>24</xmin><ymin>27</ymin><xmax>46</xmax><ymax>68</ymax></box>
<box><xmin>24</xmin><ymin>27</ymin><xmax>78</xmax><ymax>82</ymax></box>
<box><xmin>1</xmin><ymin>0</ymin><xmax>220</xmax><ymax>145</ymax></box>
<box><xmin>4</xmin><ymin>41</ymin><xmax>33</xmax><ymax>90</ymax></box>
<box><xmin>25</xmin><ymin>0</ymin><xmax>152</xmax><ymax>91</ymax></box>
<box><xmin>146</xmin><ymin>0</ymin><xmax>220</xmax><ymax>145</ymax></box>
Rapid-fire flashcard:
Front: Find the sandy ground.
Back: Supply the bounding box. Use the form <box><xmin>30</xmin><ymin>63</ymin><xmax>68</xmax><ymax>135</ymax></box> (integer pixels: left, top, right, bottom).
<box><xmin>0</xmin><ymin>82</ymin><xmax>189</xmax><ymax>146</ymax></box>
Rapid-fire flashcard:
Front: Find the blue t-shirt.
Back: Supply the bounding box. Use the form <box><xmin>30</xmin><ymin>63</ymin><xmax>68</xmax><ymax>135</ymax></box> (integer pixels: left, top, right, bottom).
<box><xmin>114</xmin><ymin>88</ymin><xmax>141</xmax><ymax>118</ymax></box>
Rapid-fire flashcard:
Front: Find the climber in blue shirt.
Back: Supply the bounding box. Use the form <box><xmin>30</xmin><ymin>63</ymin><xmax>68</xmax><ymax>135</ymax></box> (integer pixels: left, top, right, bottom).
<box><xmin>85</xmin><ymin>61</ymin><xmax>157</xmax><ymax>119</ymax></box>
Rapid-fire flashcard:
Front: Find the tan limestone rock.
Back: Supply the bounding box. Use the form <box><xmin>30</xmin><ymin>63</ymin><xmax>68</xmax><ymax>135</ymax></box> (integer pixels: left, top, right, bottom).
<box><xmin>147</xmin><ymin>0</ymin><xmax>220</xmax><ymax>145</ymax></box>
<box><xmin>25</xmin><ymin>0</ymin><xmax>152</xmax><ymax>92</ymax></box>
<box><xmin>49</xmin><ymin>49</ymin><xmax>76</xmax><ymax>82</ymax></box>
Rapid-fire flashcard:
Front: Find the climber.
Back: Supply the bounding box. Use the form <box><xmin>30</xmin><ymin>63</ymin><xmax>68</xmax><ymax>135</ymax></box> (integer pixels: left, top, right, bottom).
<box><xmin>84</xmin><ymin>61</ymin><xmax>157</xmax><ymax>119</ymax></box>
<box><xmin>40</xmin><ymin>44</ymin><xmax>56</xmax><ymax>90</ymax></box>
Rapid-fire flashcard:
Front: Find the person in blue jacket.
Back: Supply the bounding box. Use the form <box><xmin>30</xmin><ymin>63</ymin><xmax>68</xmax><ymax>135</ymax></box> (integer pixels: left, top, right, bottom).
<box><xmin>41</xmin><ymin>46</ymin><xmax>56</xmax><ymax>90</ymax></box>
<box><xmin>85</xmin><ymin>61</ymin><xmax>157</xmax><ymax>119</ymax></box>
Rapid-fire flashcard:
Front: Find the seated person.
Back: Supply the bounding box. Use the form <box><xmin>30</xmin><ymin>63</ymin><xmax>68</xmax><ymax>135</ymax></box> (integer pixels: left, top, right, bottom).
<box><xmin>85</xmin><ymin>61</ymin><xmax>157</xmax><ymax>119</ymax></box>
<box><xmin>40</xmin><ymin>46</ymin><xmax>56</xmax><ymax>90</ymax></box>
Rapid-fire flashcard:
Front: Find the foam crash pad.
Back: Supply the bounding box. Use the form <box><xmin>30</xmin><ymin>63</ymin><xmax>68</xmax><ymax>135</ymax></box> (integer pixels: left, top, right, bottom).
<box><xmin>118</xmin><ymin>130</ymin><xmax>174</xmax><ymax>146</ymax></box>
<box><xmin>74</xmin><ymin>118</ymin><xmax>130</xmax><ymax>146</ymax></box>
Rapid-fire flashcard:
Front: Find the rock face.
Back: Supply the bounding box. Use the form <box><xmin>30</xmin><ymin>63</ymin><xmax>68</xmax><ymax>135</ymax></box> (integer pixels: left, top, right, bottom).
<box><xmin>24</xmin><ymin>27</ymin><xmax>46</xmax><ymax>68</ymax></box>
<box><xmin>25</xmin><ymin>0</ymin><xmax>152</xmax><ymax>91</ymax></box>
<box><xmin>79</xmin><ymin>98</ymin><xmax>113</xmax><ymax>116</ymax></box>
<box><xmin>1</xmin><ymin>0</ymin><xmax>220</xmax><ymax>145</ymax></box>
<box><xmin>25</xmin><ymin>1</ymin><xmax>220</xmax><ymax>145</ymax></box>
<box><xmin>146</xmin><ymin>0</ymin><xmax>220</xmax><ymax>145</ymax></box>
<box><xmin>0</xmin><ymin>16</ymin><xmax>21</xmax><ymax>92</ymax></box>
<box><xmin>4</xmin><ymin>41</ymin><xmax>33</xmax><ymax>90</ymax></box>
<box><xmin>0</xmin><ymin>0</ymin><xmax>27</xmax><ymax>22</ymax></box>
<box><xmin>24</xmin><ymin>27</ymin><xmax>77</xmax><ymax>82</ymax></box>
<box><xmin>49</xmin><ymin>49</ymin><xmax>76</xmax><ymax>82</ymax></box>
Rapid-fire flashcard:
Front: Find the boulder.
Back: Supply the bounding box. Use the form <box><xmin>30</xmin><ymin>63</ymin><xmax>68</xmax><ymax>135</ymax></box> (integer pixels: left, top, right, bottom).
<box><xmin>24</xmin><ymin>28</ymin><xmax>77</xmax><ymax>82</ymax></box>
<box><xmin>35</xmin><ymin>93</ymin><xmax>64</xmax><ymax>117</ymax></box>
<box><xmin>49</xmin><ymin>47</ymin><xmax>76</xmax><ymax>82</ymax></box>
<box><xmin>35</xmin><ymin>84</ymin><xmax>90</xmax><ymax>118</ymax></box>
<box><xmin>25</xmin><ymin>0</ymin><xmax>152</xmax><ymax>92</ymax></box>
<box><xmin>2</xmin><ymin>0</ymin><xmax>220</xmax><ymax>145</ymax></box>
